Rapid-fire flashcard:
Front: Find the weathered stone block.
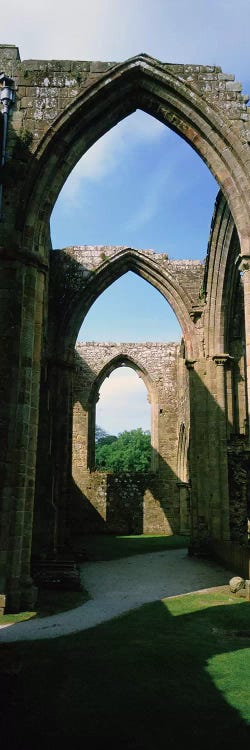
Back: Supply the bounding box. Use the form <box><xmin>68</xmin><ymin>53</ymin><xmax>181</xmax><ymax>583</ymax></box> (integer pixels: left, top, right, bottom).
<box><xmin>229</xmin><ymin>576</ymin><xmax>245</xmax><ymax>593</ymax></box>
<box><xmin>0</xmin><ymin>594</ymin><xmax>6</xmax><ymax>615</ymax></box>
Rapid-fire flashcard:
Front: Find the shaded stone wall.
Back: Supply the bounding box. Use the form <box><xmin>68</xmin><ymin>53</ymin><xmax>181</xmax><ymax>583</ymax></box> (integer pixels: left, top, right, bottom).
<box><xmin>0</xmin><ymin>253</ymin><xmax>46</xmax><ymax>610</ymax></box>
<box><xmin>227</xmin><ymin>436</ymin><xmax>250</xmax><ymax>543</ymax></box>
<box><xmin>70</xmin><ymin>471</ymin><xmax>173</xmax><ymax>536</ymax></box>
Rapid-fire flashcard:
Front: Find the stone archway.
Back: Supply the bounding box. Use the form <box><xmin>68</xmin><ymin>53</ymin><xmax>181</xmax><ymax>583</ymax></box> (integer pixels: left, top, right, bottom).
<box><xmin>12</xmin><ymin>54</ymin><xmax>250</xmax><ymax>259</ymax></box>
<box><xmin>1</xmin><ymin>45</ymin><xmax>250</xmax><ymax>610</ymax></box>
<box><xmin>33</xmin><ymin>245</ymin><xmax>204</xmax><ymax>568</ymax></box>
<box><xmin>86</xmin><ymin>352</ymin><xmax>157</xmax><ymax>472</ymax></box>
<box><xmin>49</xmin><ymin>246</ymin><xmax>203</xmax><ymax>361</ymax></box>
<box><xmin>70</xmin><ymin>342</ymin><xmax>180</xmax><ymax>537</ymax></box>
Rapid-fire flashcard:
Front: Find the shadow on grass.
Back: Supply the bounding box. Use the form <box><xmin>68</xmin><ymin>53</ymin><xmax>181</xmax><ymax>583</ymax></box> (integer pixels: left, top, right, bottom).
<box><xmin>73</xmin><ymin>533</ymin><xmax>189</xmax><ymax>561</ymax></box>
<box><xmin>1</xmin><ymin>591</ymin><xmax>249</xmax><ymax>749</ymax></box>
<box><xmin>0</xmin><ymin>587</ymin><xmax>90</xmax><ymax>629</ymax></box>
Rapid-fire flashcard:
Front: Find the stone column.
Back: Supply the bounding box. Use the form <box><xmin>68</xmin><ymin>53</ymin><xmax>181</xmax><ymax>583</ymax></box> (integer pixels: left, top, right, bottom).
<box><xmin>87</xmin><ymin>397</ymin><xmax>97</xmax><ymax>471</ymax></box>
<box><xmin>50</xmin><ymin>361</ymin><xmax>74</xmax><ymax>556</ymax></box>
<box><xmin>20</xmin><ymin>269</ymin><xmax>45</xmax><ymax>608</ymax></box>
<box><xmin>212</xmin><ymin>355</ymin><xmax>231</xmax><ymax>541</ymax></box>
<box><xmin>0</xmin><ymin>255</ymin><xmax>47</xmax><ymax>611</ymax></box>
<box><xmin>225</xmin><ymin>359</ymin><xmax>234</xmax><ymax>437</ymax></box>
<box><xmin>177</xmin><ymin>482</ymin><xmax>190</xmax><ymax>534</ymax></box>
<box><xmin>239</xmin><ymin>257</ymin><xmax>250</xmax><ymax>443</ymax></box>
<box><xmin>185</xmin><ymin>359</ymin><xmax>207</xmax><ymax>550</ymax></box>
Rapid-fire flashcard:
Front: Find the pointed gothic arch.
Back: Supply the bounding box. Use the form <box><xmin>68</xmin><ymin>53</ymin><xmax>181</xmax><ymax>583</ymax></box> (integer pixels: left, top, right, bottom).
<box><xmin>2</xmin><ymin>46</ymin><xmax>250</xmax><ymax>611</ymax></box>
<box><xmin>17</xmin><ymin>55</ymin><xmax>250</xmax><ymax>258</ymax></box>
<box><xmin>50</xmin><ymin>246</ymin><xmax>202</xmax><ymax>361</ymax></box>
<box><xmin>88</xmin><ymin>353</ymin><xmax>157</xmax><ymax>471</ymax></box>
<box><xmin>204</xmin><ymin>191</ymin><xmax>241</xmax><ymax>356</ymax></box>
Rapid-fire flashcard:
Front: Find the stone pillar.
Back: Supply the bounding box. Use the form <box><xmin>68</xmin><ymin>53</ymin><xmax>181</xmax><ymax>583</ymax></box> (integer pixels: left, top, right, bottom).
<box><xmin>88</xmin><ymin>398</ymin><xmax>97</xmax><ymax>471</ymax></box>
<box><xmin>49</xmin><ymin>361</ymin><xmax>74</xmax><ymax>555</ymax></box>
<box><xmin>186</xmin><ymin>358</ymin><xmax>209</xmax><ymax>550</ymax></box>
<box><xmin>239</xmin><ymin>257</ymin><xmax>250</xmax><ymax>442</ymax></box>
<box><xmin>0</xmin><ymin>255</ymin><xmax>46</xmax><ymax>611</ymax></box>
<box><xmin>212</xmin><ymin>355</ymin><xmax>231</xmax><ymax>541</ymax></box>
<box><xmin>177</xmin><ymin>482</ymin><xmax>190</xmax><ymax>534</ymax></box>
<box><xmin>226</xmin><ymin>360</ymin><xmax>234</xmax><ymax>437</ymax></box>
<box><xmin>20</xmin><ymin>269</ymin><xmax>45</xmax><ymax>608</ymax></box>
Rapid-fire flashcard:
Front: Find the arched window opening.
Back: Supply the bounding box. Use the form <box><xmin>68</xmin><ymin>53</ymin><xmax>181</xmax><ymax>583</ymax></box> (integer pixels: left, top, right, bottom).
<box><xmin>51</xmin><ymin>110</ymin><xmax>218</xmax><ymax>260</ymax></box>
<box><xmin>74</xmin><ymin>268</ymin><xmax>183</xmax><ymax>476</ymax></box>
<box><xmin>95</xmin><ymin>366</ymin><xmax>151</xmax><ymax>473</ymax></box>
<box><xmin>77</xmin><ymin>271</ymin><xmax>182</xmax><ymax>344</ymax></box>
<box><xmin>72</xmin><ymin>339</ymin><xmax>179</xmax><ymax>536</ymax></box>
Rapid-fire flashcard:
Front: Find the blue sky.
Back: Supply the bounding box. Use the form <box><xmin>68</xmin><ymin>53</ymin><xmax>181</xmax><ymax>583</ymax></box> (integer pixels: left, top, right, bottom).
<box><xmin>2</xmin><ymin>0</ymin><xmax>250</xmax><ymax>434</ymax></box>
<box><xmin>51</xmin><ymin>115</ymin><xmax>218</xmax><ymax>342</ymax></box>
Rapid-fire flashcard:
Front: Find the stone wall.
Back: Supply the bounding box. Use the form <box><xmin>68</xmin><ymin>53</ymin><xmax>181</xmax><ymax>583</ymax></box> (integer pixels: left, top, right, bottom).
<box><xmin>48</xmin><ymin>247</ymin><xmax>205</xmax><ymax>360</ymax></box>
<box><xmin>70</xmin><ymin>471</ymin><xmax>173</xmax><ymax>536</ymax></box>
<box><xmin>1</xmin><ymin>47</ymin><xmax>248</xmax><ymax>187</ymax></box>
<box><xmin>1</xmin><ymin>45</ymin><xmax>250</xmax><ymax>608</ymax></box>
<box><xmin>1</xmin><ymin>46</ymin><xmax>250</xmax><ymax>259</ymax></box>
<box><xmin>227</xmin><ymin>436</ymin><xmax>250</xmax><ymax>543</ymax></box>
<box><xmin>71</xmin><ymin>342</ymin><xmax>181</xmax><ymax>535</ymax></box>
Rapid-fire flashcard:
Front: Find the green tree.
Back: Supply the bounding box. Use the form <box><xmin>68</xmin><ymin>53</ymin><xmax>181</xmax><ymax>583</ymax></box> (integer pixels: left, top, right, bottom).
<box><xmin>95</xmin><ymin>428</ymin><xmax>151</xmax><ymax>472</ymax></box>
<box><xmin>95</xmin><ymin>425</ymin><xmax>116</xmax><ymax>443</ymax></box>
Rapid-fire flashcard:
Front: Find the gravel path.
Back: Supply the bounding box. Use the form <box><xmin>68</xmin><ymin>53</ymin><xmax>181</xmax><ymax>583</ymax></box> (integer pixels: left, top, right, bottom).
<box><xmin>0</xmin><ymin>548</ymin><xmax>233</xmax><ymax>642</ymax></box>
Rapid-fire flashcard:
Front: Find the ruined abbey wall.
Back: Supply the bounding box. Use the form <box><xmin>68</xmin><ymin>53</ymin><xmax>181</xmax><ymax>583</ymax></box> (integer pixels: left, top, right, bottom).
<box><xmin>32</xmin><ymin>246</ymin><xmax>203</xmax><ymax>557</ymax></box>
<box><xmin>0</xmin><ymin>44</ymin><xmax>250</xmax><ymax>610</ymax></box>
<box><xmin>71</xmin><ymin>341</ymin><xmax>183</xmax><ymax>535</ymax></box>
<box><xmin>48</xmin><ymin>247</ymin><xmax>205</xmax><ymax>358</ymax></box>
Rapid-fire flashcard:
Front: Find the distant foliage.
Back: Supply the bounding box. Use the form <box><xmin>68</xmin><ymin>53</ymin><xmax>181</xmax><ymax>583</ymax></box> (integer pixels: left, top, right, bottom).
<box><xmin>95</xmin><ymin>428</ymin><xmax>151</xmax><ymax>472</ymax></box>
<box><xmin>95</xmin><ymin>425</ymin><xmax>114</xmax><ymax>443</ymax></box>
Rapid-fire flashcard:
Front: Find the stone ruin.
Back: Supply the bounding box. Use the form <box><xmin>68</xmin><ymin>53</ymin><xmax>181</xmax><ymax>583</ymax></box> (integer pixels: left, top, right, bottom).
<box><xmin>0</xmin><ymin>44</ymin><xmax>249</xmax><ymax>610</ymax></box>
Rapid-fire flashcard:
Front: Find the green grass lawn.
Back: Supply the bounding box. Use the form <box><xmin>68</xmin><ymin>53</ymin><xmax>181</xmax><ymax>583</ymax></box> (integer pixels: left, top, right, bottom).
<box><xmin>1</xmin><ymin>588</ymin><xmax>249</xmax><ymax>749</ymax></box>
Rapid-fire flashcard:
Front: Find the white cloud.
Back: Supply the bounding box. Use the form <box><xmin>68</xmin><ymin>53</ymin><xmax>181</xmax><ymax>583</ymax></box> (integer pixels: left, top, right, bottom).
<box><xmin>2</xmin><ymin>1</ymin><xmax>250</xmax><ymax>87</ymax></box>
<box><xmin>99</xmin><ymin>369</ymin><xmax>146</xmax><ymax>395</ymax></box>
<box><xmin>4</xmin><ymin>2</ymin><xmax>249</xmax><ymax>209</ymax></box>
<box><xmin>58</xmin><ymin>111</ymin><xmax>165</xmax><ymax>201</ymax></box>
<box><xmin>96</xmin><ymin>367</ymin><xmax>150</xmax><ymax>434</ymax></box>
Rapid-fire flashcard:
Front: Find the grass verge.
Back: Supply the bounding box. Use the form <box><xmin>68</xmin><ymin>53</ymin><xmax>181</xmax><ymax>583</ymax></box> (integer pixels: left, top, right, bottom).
<box><xmin>0</xmin><ymin>584</ymin><xmax>90</xmax><ymax>626</ymax></box>
<box><xmin>0</xmin><ymin>588</ymin><xmax>249</xmax><ymax>749</ymax></box>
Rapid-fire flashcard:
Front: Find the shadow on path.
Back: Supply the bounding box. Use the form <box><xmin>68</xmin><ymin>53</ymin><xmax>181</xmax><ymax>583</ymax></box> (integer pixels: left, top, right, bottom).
<box><xmin>0</xmin><ymin>548</ymin><xmax>236</xmax><ymax>641</ymax></box>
